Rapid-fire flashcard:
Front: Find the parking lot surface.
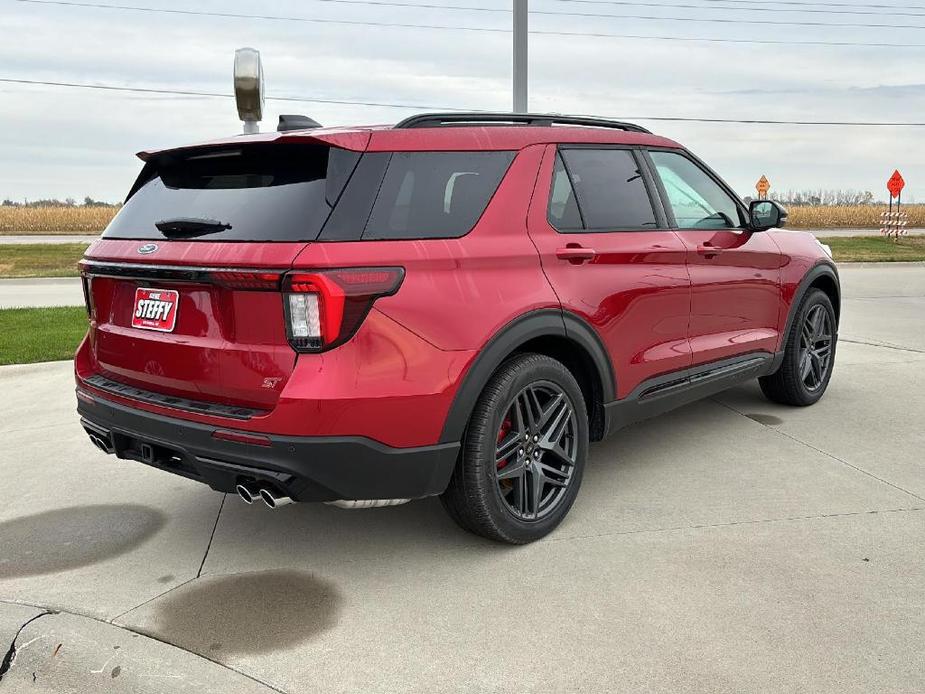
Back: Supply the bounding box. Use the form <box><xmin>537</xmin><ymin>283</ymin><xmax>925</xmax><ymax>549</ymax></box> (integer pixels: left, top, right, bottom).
<box><xmin>0</xmin><ymin>264</ymin><xmax>923</xmax><ymax>693</ymax></box>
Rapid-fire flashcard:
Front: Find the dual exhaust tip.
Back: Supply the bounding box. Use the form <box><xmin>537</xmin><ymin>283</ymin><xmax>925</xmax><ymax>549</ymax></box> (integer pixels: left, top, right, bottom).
<box><xmin>235</xmin><ymin>483</ymin><xmax>294</xmax><ymax>509</ymax></box>
<box><xmin>86</xmin><ymin>430</ymin><xmax>115</xmax><ymax>455</ymax></box>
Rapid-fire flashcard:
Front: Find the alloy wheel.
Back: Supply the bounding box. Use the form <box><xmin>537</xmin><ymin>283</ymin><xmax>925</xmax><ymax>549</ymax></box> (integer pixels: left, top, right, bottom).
<box><xmin>494</xmin><ymin>382</ymin><xmax>578</xmax><ymax>521</ymax></box>
<box><xmin>799</xmin><ymin>304</ymin><xmax>833</xmax><ymax>392</ymax></box>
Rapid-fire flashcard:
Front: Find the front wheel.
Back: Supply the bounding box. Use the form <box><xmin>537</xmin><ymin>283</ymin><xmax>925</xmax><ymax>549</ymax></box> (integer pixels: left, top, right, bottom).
<box><xmin>440</xmin><ymin>353</ymin><xmax>589</xmax><ymax>544</ymax></box>
<box><xmin>760</xmin><ymin>288</ymin><xmax>837</xmax><ymax>406</ymax></box>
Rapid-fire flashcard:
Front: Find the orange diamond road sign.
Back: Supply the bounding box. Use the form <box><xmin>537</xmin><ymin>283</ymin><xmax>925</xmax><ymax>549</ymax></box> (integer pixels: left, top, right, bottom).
<box><xmin>887</xmin><ymin>170</ymin><xmax>905</xmax><ymax>198</ymax></box>
<box><xmin>756</xmin><ymin>175</ymin><xmax>771</xmax><ymax>196</ymax></box>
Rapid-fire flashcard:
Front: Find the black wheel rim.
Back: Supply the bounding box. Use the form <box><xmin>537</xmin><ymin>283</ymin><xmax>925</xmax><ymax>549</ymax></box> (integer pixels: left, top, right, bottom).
<box><xmin>493</xmin><ymin>382</ymin><xmax>578</xmax><ymax>521</ymax></box>
<box><xmin>799</xmin><ymin>304</ymin><xmax>833</xmax><ymax>392</ymax></box>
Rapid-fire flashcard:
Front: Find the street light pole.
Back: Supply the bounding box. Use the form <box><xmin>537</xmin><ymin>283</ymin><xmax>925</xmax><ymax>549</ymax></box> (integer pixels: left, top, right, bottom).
<box><xmin>513</xmin><ymin>0</ymin><xmax>528</xmax><ymax>113</ymax></box>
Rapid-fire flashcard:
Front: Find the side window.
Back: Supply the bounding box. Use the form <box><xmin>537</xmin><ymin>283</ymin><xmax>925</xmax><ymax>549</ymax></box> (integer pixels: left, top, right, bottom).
<box><xmin>649</xmin><ymin>150</ymin><xmax>744</xmax><ymax>230</ymax></box>
<box><xmin>554</xmin><ymin>148</ymin><xmax>657</xmax><ymax>232</ymax></box>
<box><xmin>364</xmin><ymin>151</ymin><xmax>515</xmax><ymax>240</ymax></box>
<box><xmin>547</xmin><ymin>153</ymin><xmax>583</xmax><ymax>230</ymax></box>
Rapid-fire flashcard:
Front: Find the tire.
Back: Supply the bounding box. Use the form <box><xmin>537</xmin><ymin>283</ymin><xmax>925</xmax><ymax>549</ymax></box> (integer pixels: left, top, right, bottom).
<box><xmin>440</xmin><ymin>353</ymin><xmax>589</xmax><ymax>544</ymax></box>
<box><xmin>759</xmin><ymin>288</ymin><xmax>837</xmax><ymax>406</ymax></box>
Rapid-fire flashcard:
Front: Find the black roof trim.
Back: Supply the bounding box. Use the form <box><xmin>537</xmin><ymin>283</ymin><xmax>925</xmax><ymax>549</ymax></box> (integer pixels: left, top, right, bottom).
<box><xmin>394</xmin><ymin>112</ymin><xmax>651</xmax><ymax>134</ymax></box>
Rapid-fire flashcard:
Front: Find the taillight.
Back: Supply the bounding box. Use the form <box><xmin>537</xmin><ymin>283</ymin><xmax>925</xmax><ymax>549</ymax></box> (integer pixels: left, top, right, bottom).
<box><xmin>282</xmin><ymin>267</ymin><xmax>404</xmax><ymax>352</ymax></box>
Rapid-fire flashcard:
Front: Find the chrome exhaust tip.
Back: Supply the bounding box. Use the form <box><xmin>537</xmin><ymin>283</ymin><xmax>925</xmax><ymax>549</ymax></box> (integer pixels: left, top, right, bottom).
<box><xmin>86</xmin><ymin>431</ymin><xmax>114</xmax><ymax>455</ymax></box>
<box><xmin>258</xmin><ymin>488</ymin><xmax>294</xmax><ymax>509</ymax></box>
<box><xmin>235</xmin><ymin>483</ymin><xmax>260</xmax><ymax>505</ymax></box>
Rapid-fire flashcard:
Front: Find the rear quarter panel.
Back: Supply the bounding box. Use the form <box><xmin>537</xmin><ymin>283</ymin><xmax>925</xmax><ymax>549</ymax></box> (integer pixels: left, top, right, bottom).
<box><xmin>290</xmin><ymin>143</ymin><xmax>558</xmax><ymax>351</ymax></box>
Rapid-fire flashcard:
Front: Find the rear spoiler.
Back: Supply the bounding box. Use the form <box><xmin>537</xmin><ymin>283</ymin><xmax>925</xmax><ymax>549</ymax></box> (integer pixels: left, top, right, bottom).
<box><xmin>136</xmin><ymin>129</ymin><xmax>373</xmax><ymax>162</ymax></box>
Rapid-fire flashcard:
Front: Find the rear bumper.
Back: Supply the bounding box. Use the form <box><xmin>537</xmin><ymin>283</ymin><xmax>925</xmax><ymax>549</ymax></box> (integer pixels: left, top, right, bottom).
<box><xmin>76</xmin><ymin>389</ymin><xmax>460</xmax><ymax>502</ymax></box>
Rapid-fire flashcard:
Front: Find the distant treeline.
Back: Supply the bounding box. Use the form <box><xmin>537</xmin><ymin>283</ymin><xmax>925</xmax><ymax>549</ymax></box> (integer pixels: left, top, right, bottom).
<box><xmin>760</xmin><ymin>190</ymin><xmax>891</xmax><ymax>206</ymax></box>
<box><xmin>2</xmin><ymin>197</ymin><xmax>120</xmax><ymax>208</ymax></box>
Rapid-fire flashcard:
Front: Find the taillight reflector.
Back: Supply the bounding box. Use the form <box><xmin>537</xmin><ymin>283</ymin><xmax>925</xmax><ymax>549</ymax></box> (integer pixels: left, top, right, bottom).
<box><xmin>212</xmin><ymin>429</ymin><xmax>272</xmax><ymax>447</ymax></box>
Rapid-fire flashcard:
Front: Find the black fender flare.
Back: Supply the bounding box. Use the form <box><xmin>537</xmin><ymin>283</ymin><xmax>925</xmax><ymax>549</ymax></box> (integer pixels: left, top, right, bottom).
<box><xmin>782</xmin><ymin>261</ymin><xmax>841</xmax><ymax>343</ymax></box>
<box><xmin>439</xmin><ymin>309</ymin><xmax>615</xmax><ymax>444</ymax></box>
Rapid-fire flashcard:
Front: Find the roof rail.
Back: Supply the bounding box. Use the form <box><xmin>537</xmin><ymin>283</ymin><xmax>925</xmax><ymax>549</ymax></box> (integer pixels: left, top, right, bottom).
<box><xmin>394</xmin><ymin>112</ymin><xmax>651</xmax><ymax>134</ymax></box>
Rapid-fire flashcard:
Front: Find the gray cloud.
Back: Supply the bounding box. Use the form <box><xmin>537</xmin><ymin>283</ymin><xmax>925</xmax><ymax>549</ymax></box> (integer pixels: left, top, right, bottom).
<box><xmin>1</xmin><ymin>0</ymin><xmax>922</xmax><ymax>202</ymax></box>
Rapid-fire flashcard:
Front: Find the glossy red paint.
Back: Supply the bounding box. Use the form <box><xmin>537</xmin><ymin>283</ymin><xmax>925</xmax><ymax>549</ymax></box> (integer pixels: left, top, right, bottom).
<box><xmin>291</xmin><ymin>144</ymin><xmax>559</xmax><ymax>351</ymax></box>
<box><xmin>76</xmin><ymin>309</ymin><xmax>474</xmax><ymax>447</ymax></box>
<box><xmin>527</xmin><ymin>145</ymin><xmax>692</xmax><ymax>399</ymax></box>
<box><xmin>80</xmin><ymin>273</ymin><xmax>295</xmax><ymax>409</ymax></box>
<box><xmin>676</xmin><ymin>228</ymin><xmax>784</xmax><ymax>367</ymax></box>
<box><xmin>768</xmin><ymin>229</ymin><xmax>836</xmax><ymax>340</ymax></box>
<box><xmin>77</xmin><ymin>120</ymin><xmax>835</xmax><ymax>460</ymax></box>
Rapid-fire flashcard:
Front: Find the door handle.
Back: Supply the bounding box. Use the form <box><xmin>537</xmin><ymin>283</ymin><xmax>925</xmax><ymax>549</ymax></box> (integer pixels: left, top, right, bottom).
<box><xmin>697</xmin><ymin>243</ymin><xmax>722</xmax><ymax>259</ymax></box>
<box><xmin>556</xmin><ymin>246</ymin><xmax>597</xmax><ymax>264</ymax></box>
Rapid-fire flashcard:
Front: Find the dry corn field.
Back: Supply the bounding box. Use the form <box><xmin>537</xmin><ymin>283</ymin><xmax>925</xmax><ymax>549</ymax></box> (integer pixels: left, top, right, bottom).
<box><xmin>0</xmin><ymin>206</ymin><xmax>118</xmax><ymax>233</ymax></box>
<box><xmin>1</xmin><ymin>203</ymin><xmax>923</xmax><ymax>233</ymax></box>
<box><xmin>787</xmin><ymin>204</ymin><xmax>925</xmax><ymax>229</ymax></box>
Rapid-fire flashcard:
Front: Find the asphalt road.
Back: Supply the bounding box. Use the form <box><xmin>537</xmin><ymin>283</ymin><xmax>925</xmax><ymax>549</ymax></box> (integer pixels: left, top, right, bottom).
<box><xmin>0</xmin><ymin>264</ymin><xmax>923</xmax><ymax>693</ymax></box>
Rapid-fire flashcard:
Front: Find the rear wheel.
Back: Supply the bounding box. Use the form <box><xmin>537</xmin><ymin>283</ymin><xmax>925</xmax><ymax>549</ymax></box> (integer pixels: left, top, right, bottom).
<box><xmin>759</xmin><ymin>288</ymin><xmax>836</xmax><ymax>406</ymax></box>
<box><xmin>440</xmin><ymin>353</ymin><xmax>589</xmax><ymax>544</ymax></box>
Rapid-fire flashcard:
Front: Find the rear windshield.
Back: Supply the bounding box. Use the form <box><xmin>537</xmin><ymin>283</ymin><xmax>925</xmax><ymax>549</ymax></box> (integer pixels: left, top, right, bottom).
<box><xmin>105</xmin><ymin>145</ymin><xmax>514</xmax><ymax>242</ymax></box>
<box><xmin>104</xmin><ymin>144</ymin><xmax>360</xmax><ymax>242</ymax></box>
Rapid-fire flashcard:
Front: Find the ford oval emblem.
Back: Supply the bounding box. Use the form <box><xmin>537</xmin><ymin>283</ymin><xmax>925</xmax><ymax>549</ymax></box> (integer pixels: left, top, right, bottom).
<box><xmin>138</xmin><ymin>243</ymin><xmax>159</xmax><ymax>255</ymax></box>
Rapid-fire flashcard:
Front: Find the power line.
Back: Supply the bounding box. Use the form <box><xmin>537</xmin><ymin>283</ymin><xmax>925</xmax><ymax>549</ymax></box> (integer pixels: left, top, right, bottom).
<box><xmin>0</xmin><ymin>77</ymin><xmax>457</xmax><ymax>110</ymax></box>
<box><xmin>13</xmin><ymin>0</ymin><xmax>925</xmax><ymax>46</ymax></box>
<box><xmin>535</xmin><ymin>27</ymin><xmax>925</xmax><ymax>45</ymax></box>
<box><xmin>4</xmin><ymin>77</ymin><xmax>925</xmax><ymax>126</ymax></box>
<box><xmin>553</xmin><ymin>0</ymin><xmax>925</xmax><ymax>18</ymax></box>
<box><xmin>558</xmin><ymin>0</ymin><xmax>925</xmax><ymax>9</ymax></box>
<box><xmin>289</xmin><ymin>0</ymin><xmax>925</xmax><ymax>20</ymax></box>
<box><xmin>620</xmin><ymin>114</ymin><xmax>925</xmax><ymax>125</ymax></box>
<box><xmin>535</xmin><ymin>8</ymin><xmax>925</xmax><ymax>29</ymax></box>
<box><xmin>17</xmin><ymin>0</ymin><xmax>925</xmax><ymax>27</ymax></box>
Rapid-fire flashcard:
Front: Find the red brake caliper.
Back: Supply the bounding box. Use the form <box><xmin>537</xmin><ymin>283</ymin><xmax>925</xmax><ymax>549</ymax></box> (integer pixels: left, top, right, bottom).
<box><xmin>496</xmin><ymin>417</ymin><xmax>512</xmax><ymax>469</ymax></box>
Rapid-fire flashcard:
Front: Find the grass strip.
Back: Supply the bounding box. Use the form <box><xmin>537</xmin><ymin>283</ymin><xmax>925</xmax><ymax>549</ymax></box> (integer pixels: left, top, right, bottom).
<box><xmin>0</xmin><ymin>244</ymin><xmax>87</xmax><ymax>278</ymax></box>
<box><xmin>817</xmin><ymin>235</ymin><xmax>925</xmax><ymax>262</ymax></box>
<box><xmin>0</xmin><ymin>306</ymin><xmax>87</xmax><ymax>365</ymax></box>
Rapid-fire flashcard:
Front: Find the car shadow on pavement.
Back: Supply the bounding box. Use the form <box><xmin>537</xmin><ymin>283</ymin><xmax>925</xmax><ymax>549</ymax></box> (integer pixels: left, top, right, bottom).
<box><xmin>0</xmin><ymin>504</ymin><xmax>165</xmax><ymax>579</ymax></box>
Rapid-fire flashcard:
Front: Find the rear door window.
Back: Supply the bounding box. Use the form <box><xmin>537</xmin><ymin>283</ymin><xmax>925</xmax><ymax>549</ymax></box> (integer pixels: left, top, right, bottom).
<box><xmin>363</xmin><ymin>151</ymin><xmax>515</xmax><ymax>240</ymax></box>
<box><xmin>104</xmin><ymin>144</ymin><xmax>360</xmax><ymax>242</ymax></box>
<box><xmin>554</xmin><ymin>148</ymin><xmax>658</xmax><ymax>232</ymax></box>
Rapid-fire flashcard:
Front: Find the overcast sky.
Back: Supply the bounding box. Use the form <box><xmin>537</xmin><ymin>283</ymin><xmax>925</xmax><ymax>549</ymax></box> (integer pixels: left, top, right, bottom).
<box><xmin>2</xmin><ymin>0</ymin><xmax>923</xmax><ymax>202</ymax></box>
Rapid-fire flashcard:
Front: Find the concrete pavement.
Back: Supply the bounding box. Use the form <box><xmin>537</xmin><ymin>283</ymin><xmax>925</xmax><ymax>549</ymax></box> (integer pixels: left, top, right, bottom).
<box><xmin>0</xmin><ymin>235</ymin><xmax>96</xmax><ymax>244</ymax></box>
<box><xmin>0</xmin><ymin>264</ymin><xmax>923</xmax><ymax>693</ymax></box>
<box><xmin>0</xmin><ymin>278</ymin><xmax>83</xmax><ymax>309</ymax></box>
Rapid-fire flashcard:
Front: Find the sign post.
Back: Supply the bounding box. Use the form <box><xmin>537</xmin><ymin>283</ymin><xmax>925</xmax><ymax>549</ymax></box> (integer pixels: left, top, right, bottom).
<box><xmin>755</xmin><ymin>175</ymin><xmax>771</xmax><ymax>200</ymax></box>
<box><xmin>881</xmin><ymin>170</ymin><xmax>907</xmax><ymax>242</ymax></box>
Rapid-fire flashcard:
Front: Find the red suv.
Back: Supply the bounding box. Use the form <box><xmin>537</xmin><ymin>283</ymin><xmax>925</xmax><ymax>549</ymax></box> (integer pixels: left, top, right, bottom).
<box><xmin>76</xmin><ymin>112</ymin><xmax>839</xmax><ymax>543</ymax></box>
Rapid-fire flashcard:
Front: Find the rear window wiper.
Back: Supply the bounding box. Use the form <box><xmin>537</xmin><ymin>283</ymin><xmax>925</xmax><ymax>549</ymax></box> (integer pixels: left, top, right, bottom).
<box><xmin>154</xmin><ymin>217</ymin><xmax>232</xmax><ymax>237</ymax></box>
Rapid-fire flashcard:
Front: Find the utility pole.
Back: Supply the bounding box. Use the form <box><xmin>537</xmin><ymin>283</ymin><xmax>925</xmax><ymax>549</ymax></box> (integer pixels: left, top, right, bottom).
<box><xmin>513</xmin><ymin>0</ymin><xmax>528</xmax><ymax>113</ymax></box>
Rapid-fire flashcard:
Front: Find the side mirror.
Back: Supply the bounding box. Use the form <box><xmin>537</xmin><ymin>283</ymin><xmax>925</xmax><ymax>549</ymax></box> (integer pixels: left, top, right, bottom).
<box><xmin>749</xmin><ymin>200</ymin><xmax>788</xmax><ymax>231</ymax></box>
